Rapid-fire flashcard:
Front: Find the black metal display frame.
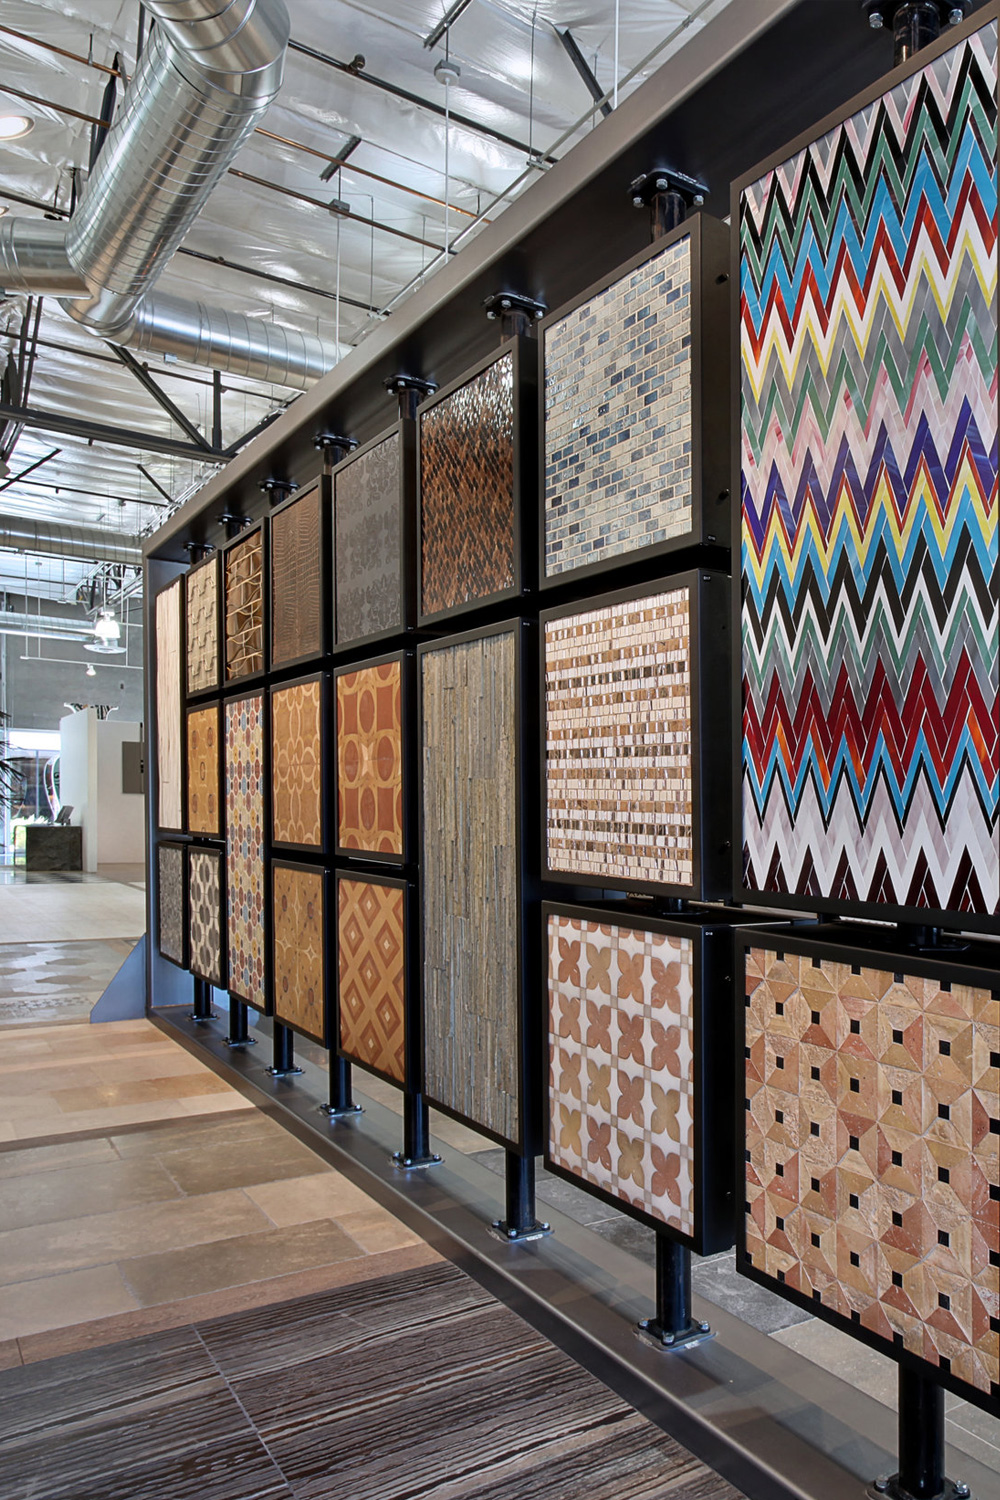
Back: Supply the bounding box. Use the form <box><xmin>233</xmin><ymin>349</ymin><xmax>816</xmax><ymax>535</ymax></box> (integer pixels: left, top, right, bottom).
<box><xmin>334</xmin><ymin>647</ymin><xmax>415</xmax><ymax>867</ymax></box>
<box><xmin>184</xmin><ymin>550</ymin><xmax>222</xmax><ymax>700</ymax></box>
<box><xmin>156</xmin><ymin>838</ymin><xmax>189</xmax><ymax>970</ymax></box>
<box><xmin>539</xmin><ymin>569</ymin><xmax>731</xmax><ymax>902</ymax></box>
<box><xmin>735</xmin><ymin>920</ymin><xmax>1000</xmax><ymax>1418</ymax></box>
<box><xmin>729</xmin><ymin>0</ymin><xmax>1000</xmax><ymax>938</ymax></box>
<box><xmin>333</xmin><ymin>867</ymin><xmax>417</xmax><ymax>1094</ymax></box>
<box><xmin>222</xmin><ymin>518</ymin><xmax>269</xmax><ymax>689</ymax></box>
<box><xmin>417</xmin><ymin>617</ymin><xmax>542</xmax><ymax>1159</ymax></box>
<box><xmin>542</xmin><ymin>897</ymin><xmax>739</xmax><ymax>1257</ymax></box>
<box><xmin>268</xmin><ymin>669</ymin><xmax>333</xmax><ymax>857</ymax></box>
<box><xmin>184</xmin><ymin>697</ymin><xmax>224</xmax><ymax>842</ymax></box>
<box><xmin>333</xmin><ymin>418</ymin><xmax>418</xmax><ymax>652</ymax></box>
<box><xmin>415</xmin><ymin>338</ymin><xmax>538</xmax><ymax>630</ymax></box>
<box><xmin>222</xmin><ymin>685</ymin><xmax>273</xmax><ymax>1017</ymax></box>
<box><xmin>267</xmin><ymin>477</ymin><xmax>332</xmax><ymax>674</ymax></box>
<box><xmin>537</xmin><ymin>211</ymin><xmax>731</xmax><ymax>595</ymax></box>
<box><xmin>154</xmin><ymin>576</ymin><xmax>187</xmax><ymax>837</ymax></box>
<box><xmin>270</xmin><ymin>857</ymin><xmax>333</xmax><ymax>1049</ymax></box>
<box><xmin>187</xmin><ymin>841</ymin><xmax>228</xmax><ymax>991</ymax></box>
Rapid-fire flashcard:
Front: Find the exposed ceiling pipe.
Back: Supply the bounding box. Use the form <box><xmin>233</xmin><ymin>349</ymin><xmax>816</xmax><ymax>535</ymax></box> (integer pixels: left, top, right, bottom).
<box><xmin>0</xmin><ymin>612</ymin><xmax>105</xmax><ymax>642</ymax></box>
<box><xmin>0</xmin><ymin>514</ymin><xmax>141</xmax><ymax>565</ymax></box>
<box><xmin>0</xmin><ymin>0</ymin><xmax>337</xmax><ymax>391</ymax></box>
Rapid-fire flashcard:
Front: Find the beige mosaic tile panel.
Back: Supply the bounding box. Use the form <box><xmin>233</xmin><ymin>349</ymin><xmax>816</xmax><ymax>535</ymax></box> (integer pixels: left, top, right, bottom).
<box><xmin>545</xmin><ymin>587</ymin><xmax>694</xmax><ymax>886</ymax></box>
<box><xmin>155</xmin><ymin>580</ymin><xmax>182</xmax><ymax>830</ymax></box>
<box><xmin>186</xmin><ymin>558</ymin><xmax>218</xmax><ymax>694</ymax></box>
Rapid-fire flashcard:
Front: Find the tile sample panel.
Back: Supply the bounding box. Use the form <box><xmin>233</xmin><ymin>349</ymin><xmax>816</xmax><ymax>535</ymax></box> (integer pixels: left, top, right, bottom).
<box><xmin>272</xmin><ymin>678</ymin><xmax>324</xmax><ymax>848</ymax></box>
<box><xmin>337</xmin><ymin>660</ymin><xmax>403</xmax><ymax>857</ymax></box>
<box><xmin>185</xmin><ymin>558</ymin><xmax>218</xmax><ymax>694</ymax></box>
<box><xmin>420</xmin><ymin>352</ymin><xmax>515</xmax><ymax>616</ymax></box>
<box><xmin>422</xmin><ymin>630</ymin><xmax>520</xmax><ymax>1142</ymax></box>
<box><xmin>224</xmin><ymin>530</ymin><xmax>264</xmax><ymax>681</ymax></box>
<box><xmin>186</xmin><ymin>704</ymin><xmax>220</xmax><ymax>836</ymax></box>
<box><xmin>271</xmin><ymin>486</ymin><xmax>323</xmax><ymax>666</ymax></box>
<box><xmin>337</xmin><ymin>876</ymin><xmax>406</xmax><ymax>1084</ymax></box>
<box><xmin>336</xmin><ymin>431</ymin><xmax>402</xmax><ymax>643</ymax></box>
<box><xmin>739</xmin><ymin>21</ymin><xmax>1000</xmax><ymax>917</ymax></box>
<box><xmin>744</xmin><ymin>944</ymin><xmax>1000</xmax><ymax>1401</ymax></box>
<box><xmin>225</xmin><ymin>695</ymin><xmax>266</xmax><ymax>1008</ymax></box>
<box><xmin>155</xmin><ymin>580</ymin><xmax>182</xmax><ymax>830</ymax></box>
<box><xmin>157</xmin><ymin>843</ymin><xmax>184</xmax><ymax>966</ymax></box>
<box><xmin>189</xmin><ymin>846</ymin><xmax>224</xmax><ymax>988</ymax></box>
<box><xmin>273</xmin><ymin>863</ymin><xmax>327</xmax><ymax>1044</ymax></box>
<box><xmin>544</xmin><ymin>235</ymin><xmax>693</xmax><ymax>578</ymax></box>
<box><xmin>548</xmin><ymin>913</ymin><xmax>695</xmax><ymax>1236</ymax></box>
<box><xmin>545</xmin><ymin>586</ymin><xmax>693</xmax><ymax>887</ymax></box>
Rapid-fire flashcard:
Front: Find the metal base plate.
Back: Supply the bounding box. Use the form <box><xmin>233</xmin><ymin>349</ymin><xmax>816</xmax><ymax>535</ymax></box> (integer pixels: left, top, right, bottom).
<box><xmin>391</xmin><ymin>1151</ymin><xmax>443</xmax><ymax>1170</ymax></box>
<box><xmin>187</xmin><ymin>1011</ymin><xmax>219</xmax><ymax>1023</ymax></box>
<box><xmin>636</xmin><ymin>1317</ymin><xmax>714</xmax><ymax>1353</ymax></box>
<box><xmin>266</xmin><ymin>1065</ymin><xmax>304</xmax><ymax>1078</ymax></box>
<box><xmin>489</xmin><ymin>1218</ymin><xmax>554</xmax><ymax>1243</ymax></box>
<box><xmin>869</xmin><ymin>1478</ymin><xmax>973</xmax><ymax>1500</ymax></box>
<box><xmin>319</xmin><ymin>1102</ymin><xmax>363</xmax><ymax>1118</ymax></box>
<box><xmin>224</xmin><ymin>1035</ymin><xmax>257</xmax><ymax>1049</ymax></box>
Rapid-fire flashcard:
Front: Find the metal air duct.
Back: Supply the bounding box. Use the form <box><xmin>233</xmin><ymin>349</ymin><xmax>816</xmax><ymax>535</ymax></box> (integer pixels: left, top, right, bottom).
<box><xmin>0</xmin><ymin>0</ymin><xmax>337</xmax><ymax>391</ymax></box>
<box><xmin>0</xmin><ymin>514</ymin><xmax>142</xmax><ymax>565</ymax></box>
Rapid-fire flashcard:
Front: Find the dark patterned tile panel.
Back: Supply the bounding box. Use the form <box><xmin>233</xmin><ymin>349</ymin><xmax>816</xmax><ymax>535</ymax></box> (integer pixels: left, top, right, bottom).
<box><xmin>189</xmin><ymin>846</ymin><xmax>224</xmax><ymax>988</ymax></box>
<box><xmin>335</xmin><ymin>432</ymin><xmax>402</xmax><ymax>643</ymax></box>
<box><xmin>270</xmin><ymin>487</ymin><xmax>323</xmax><ymax>667</ymax></box>
<box><xmin>157</xmin><ymin>845</ymin><xmax>184</xmax><ymax>966</ymax></box>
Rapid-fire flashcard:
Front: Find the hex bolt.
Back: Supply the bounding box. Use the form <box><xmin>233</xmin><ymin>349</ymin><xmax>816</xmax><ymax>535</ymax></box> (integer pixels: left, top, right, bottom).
<box><xmin>872</xmin><ymin>1478</ymin><xmax>890</xmax><ymax>1493</ymax></box>
<box><xmin>948</xmin><ymin>6</ymin><xmax>965</xmax><ymax>20</ymax></box>
<box><xmin>869</xmin><ymin>9</ymin><xmax>884</xmax><ymax>26</ymax></box>
<box><xmin>954</xmin><ymin>1484</ymin><xmax>971</xmax><ymax>1498</ymax></box>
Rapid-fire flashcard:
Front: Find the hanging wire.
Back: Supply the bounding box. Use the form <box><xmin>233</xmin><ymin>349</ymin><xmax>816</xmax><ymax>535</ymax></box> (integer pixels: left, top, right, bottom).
<box><xmin>528</xmin><ymin>7</ymin><xmax>538</xmax><ymax>161</ymax></box>
<box><xmin>444</xmin><ymin>27</ymin><xmax>452</xmax><ymax>257</ymax></box>
<box><xmin>335</xmin><ymin>212</ymin><xmax>343</xmax><ymax>352</ymax></box>
<box><xmin>614</xmin><ymin>0</ymin><xmax>620</xmax><ymax>108</ymax></box>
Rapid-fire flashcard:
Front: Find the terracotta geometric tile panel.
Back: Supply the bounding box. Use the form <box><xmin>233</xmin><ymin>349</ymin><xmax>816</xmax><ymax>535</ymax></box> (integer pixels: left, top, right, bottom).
<box><xmin>337</xmin><ymin>876</ymin><xmax>406</xmax><ymax>1084</ymax></box>
<box><xmin>744</xmin><ymin>944</ymin><xmax>1000</xmax><ymax>1400</ymax></box>
<box><xmin>422</xmin><ymin>630</ymin><xmax>520</xmax><ymax>1143</ymax></box>
<box><xmin>548</xmin><ymin>913</ymin><xmax>695</xmax><ymax>1237</ymax></box>
<box><xmin>270</xmin><ymin>486</ymin><xmax>323</xmax><ymax>667</ymax></box>
<box><xmin>335</xmin><ymin>431</ymin><xmax>402</xmax><ymax>644</ymax></box>
<box><xmin>740</xmin><ymin>21</ymin><xmax>999</xmax><ymax>918</ymax></box>
<box><xmin>272</xmin><ymin>678</ymin><xmax>324</xmax><ymax>848</ymax></box>
<box><xmin>545</xmin><ymin>587</ymin><xmax>693</xmax><ymax>887</ymax></box>
<box><xmin>157</xmin><ymin>843</ymin><xmax>184</xmax><ymax>967</ymax></box>
<box><xmin>225</xmin><ymin>695</ymin><xmax>266</xmax><ymax>1008</ymax></box>
<box><xmin>186</xmin><ymin>557</ymin><xmax>219</xmax><ymax>694</ymax></box>
<box><xmin>420</xmin><ymin>352</ymin><xmax>515</xmax><ymax>616</ymax></box>
<box><xmin>186</xmin><ymin>704</ymin><xmax>220</xmax><ymax>837</ymax></box>
<box><xmin>155</xmin><ymin>580</ymin><xmax>182</xmax><ymax>830</ymax></box>
<box><xmin>337</xmin><ymin>660</ymin><xmax>403</xmax><ymax>857</ymax></box>
<box><xmin>188</xmin><ymin>846</ymin><xmax>224</xmax><ymax>988</ymax></box>
<box><xmin>225</xmin><ymin>530</ymin><xmax>264</xmax><ymax>681</ymax></box>
<box><xmin>544</xmin><ymin>235</ymin><xmax>693</xmax><ymax>578</ymax></box>
<box><xmin>273</xmin><ymin>863</ymin><xmax>327</xmax><ymax>1045</ymax></box>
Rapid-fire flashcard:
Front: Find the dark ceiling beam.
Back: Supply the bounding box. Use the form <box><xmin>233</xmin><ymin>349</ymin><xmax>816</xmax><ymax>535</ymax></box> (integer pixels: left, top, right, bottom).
<box><xmin>0</xmin><ymin>401</ymin><xmax>227</xmax><ymax>462</ymax></box>
<box><xmin>108</xmin><ymin>345</ymin><xmax>213</xmax><ymax>451</ymax></box>
<box><xmin>136</xmin><ymin>464</ymin><xmax>174</xmax><ymax>505</ymax></box>
<box><xmin>227</xmin><ymin>406</ymin><xmax>288</xmax><ymax>454</ymax></box>
<box><xmin>558</xmin><ymin>29</ymin><xmax>614</xmax><ymax>118</ymax></box>
<box><xmin>4</xmin><ymin>474</ymin><xmax>167</xmax><ymax>507</ymax></box>
<box><xmin>424</xmin><ymin>0</ymin><xmax>478</xmax><ymax>50</ymax></box>
<box><xmin>0</xmin><ymin>448</ymin><xmax>61</xmax><ymax>492</ymax></box>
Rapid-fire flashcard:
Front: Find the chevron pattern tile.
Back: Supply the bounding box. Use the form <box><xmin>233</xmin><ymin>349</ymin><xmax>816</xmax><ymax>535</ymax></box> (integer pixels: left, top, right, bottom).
<box><xmin>740</xmin><ymin>20</ymin><xmax>1000</xmax><ymax>917</ymax></box>
<box><xmin>337</xmin><ymin>876</ymin><xmax>406</xmax><ymax>1084</ymax></box>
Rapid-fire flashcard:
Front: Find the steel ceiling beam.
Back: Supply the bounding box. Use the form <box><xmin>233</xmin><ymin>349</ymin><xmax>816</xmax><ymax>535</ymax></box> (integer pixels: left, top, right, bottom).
<box><xmin>424</xmin><ymin>0</ymin><xmax>478</xmax><ymax>50</ymax></box>
<box><xmin>107</xmin><ymin>345</ymin><xmax>213</xmax><ymax>451</ymax></box>
<box><xmin>0</xmin><ymin>401</ymin><xmax>227</xmax><ymax>462</ymax></box>
<box><xmin>558</xmin><ymin>29</ymin><xmax>614</xmax><ymax>118</ymax></box>
<box><xmin>8</xmin><ymin>474</ymin><xmax>167</xmax><ymax>508</ymax></box>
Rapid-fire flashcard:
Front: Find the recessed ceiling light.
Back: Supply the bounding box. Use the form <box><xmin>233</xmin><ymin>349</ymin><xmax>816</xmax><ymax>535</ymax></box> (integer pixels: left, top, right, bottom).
<box><xmin>0</xmin><ymin>115</ymin><xmax>34</xmax><ymax>140</ymax></box>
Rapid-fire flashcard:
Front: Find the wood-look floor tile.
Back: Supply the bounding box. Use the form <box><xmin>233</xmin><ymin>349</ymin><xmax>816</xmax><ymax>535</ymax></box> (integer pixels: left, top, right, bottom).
<box><xmin>109</xmin><ymin>1112</ymin><xmax>278</xmax><ymax>1159</ymax></box>
<box><xmin>52</xmin><ymin>1074</ymin><xmax>232</xmax><ymax>1113</ymax></box>
<box><xmin>0</xmin><ymin>1136</ymin><xmax>117</xmax><ymax>1181</ymax></box>
<box><xmin>0</xmin><ymin>1264</ymin><xmax>139</xmax><ymax>1341</ymax></box>
<box><xmin>0</xmin><ymin>1157</ymin><xmax>181</xmax><ymax>1232</ymax></box>
<box><xmin>244</xmin><ymin>1170</ymin><xmax>383</xmax><ymax>1226</ymax></box>
<box><xmin>157</xmin><ymin>1134</ymin><xmax>326</xmax><ymax>1195</ymax></box>
<box><xmin>0</xmin><ymin>1338</ymin><xmax>21</xmax><ymax>1369</ymax></box>
<box><xmin>119</xmin><ymin>1218</ymin><xmax>363</xmax><ymax>1306</ymax></box>
<box><xmin>336</xmin><ymin>1207</ymin><xmax>422</xmax><ymax>1254</ymax></box>
<box><xmin>9</xmin><ymin>1100</ymin><xmax>192</xmax><ymax>1141</ymax></box>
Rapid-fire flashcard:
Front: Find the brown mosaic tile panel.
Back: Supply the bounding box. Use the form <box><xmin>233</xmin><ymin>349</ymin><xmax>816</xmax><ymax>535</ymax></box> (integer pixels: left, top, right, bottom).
<box><xmin>545</xmin><ymin>587</ymin><xmax>694</xmax><ymax>887</ymax></box>
<box><xmin>548</xmin><ymin>913</ymin><xmax>695</xmax><ymax>1236</ymax></box>
<box><xmin>337</xmin><ymin>876</ymin><xmax>406</xmax><ymax>1084</ymax></box>
<box><xmin>155</xmin><ymin>581</ymin><xmax>182</xmax><ymax>830</ymax></box>
<box><xmin>273</xmin><ymin>863</ymin><xmax>327</xmax><ymax>1045</ymax></box>
<box><xmin>335</xmin><ymin>431</ymin><xmax>402</xmax><ymax>644</ymax></box>
<box><xmin>337</xmin><ymin>660</ymin><xmax>403</xmax><ymax>857</ymax></box>
<box><xmin>186</xmin><ymin>704</ymin><xmax>220</xmax><ymax>837</ymax></box>
<box><xmin>272</xmin><ymin>679</ymin><xmax>324</xmax><ymax>848</ymax></box>
<box><xmin>420</xmin><ymin>352</ymin><xmax>515</xmax><ymax>616</ymax></box>
<box><xmin>225</xmin><ymin>530</ymin><xmax>264</xmax><ymax>680</ymax></box>
<box><xmin>745</xmin><ymin>945</ymin><xmax>1000</xmax><ymax>1399</ymax></box>
<box><xmin>185</xmin><ymin>558</ymin><xmax>218</xmax><ymax>694</ymax></box>
<box><xmin>271</xmin><ymin>486</ymin><xmax>323</xmax><ymax>667</ymax></box>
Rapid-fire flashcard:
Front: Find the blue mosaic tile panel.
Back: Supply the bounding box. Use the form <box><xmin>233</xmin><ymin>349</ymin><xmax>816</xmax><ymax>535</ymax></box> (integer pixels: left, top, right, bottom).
<box><xmin>544</xmin><ymin>236</ymin><xmax>693</xmax><ymax>578</ymax></box>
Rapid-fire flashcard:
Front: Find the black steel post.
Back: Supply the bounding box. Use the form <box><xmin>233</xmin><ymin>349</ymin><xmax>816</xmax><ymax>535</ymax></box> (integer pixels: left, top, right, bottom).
<box><xmin>260</xmin><ymin>477</ymin><xmax>299</xmax><ymax>507</ymax></box>
<box><xmin>898</xmin><ymin>1369</ymin><xmax>946</xmax><ymax>1500</ymax></box>
<box><xmin>267</xmin><ymin>1022</ymin><xmax>303</xmax><ymax>1077</ymax></box>
<box><xmin>188</xmin><ymin>977</ymin><xmax>217</xmax><ymax>1023</ymax></box>
<box><xmin>225</xmin><ymin>996</ymin><xmax>256</xmax><ymax>1048</ymax></box>
<box><xmin>862</xmin><ymin>2</ymin><xmax>969</xmax><ymax>68</ymax></box>
<box><xmin>320</xmin><ymin>1054</ymin><xmax>363</xmax><ymax>1118</ymax></box>
<box><xmin>491</xmin><ymin>1152</ymin><xmax>552</xmax><ymax>1241</ymax></box>
<box><xmin>384</xmin><ymin>373</ymin><xmax>438</xmax><ymax>420</ymax></box>
<box><xmin>637</xmin><ymin>1232</ymin><xmax>712</xmax><ymax>1349</ymax></box>
<box><xmin>629</xmin><ymin>168</ymin><xmax>708</xmax><ymax>245</ymax></box>
<box><xmin>483</xmin><ymin>291</ymin><xmax>548</xmax><ymax>342</ymax></box>
<box><xmin>313</xmin><ymin>432</ymin><xmax>358</xmax><ymax>474</ymax></box>
<box><xmin>392</xmin><ymin>1092</ymin><xmax>442</xmax><ymax>1169</ymax></box>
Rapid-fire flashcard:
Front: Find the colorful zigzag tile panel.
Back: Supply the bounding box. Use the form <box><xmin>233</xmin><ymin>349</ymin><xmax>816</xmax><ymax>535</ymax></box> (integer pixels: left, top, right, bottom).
<box><xmin>739</xmin><ymin>20</ymin><xmax>1000</xmax><ymax>917</ymax></box>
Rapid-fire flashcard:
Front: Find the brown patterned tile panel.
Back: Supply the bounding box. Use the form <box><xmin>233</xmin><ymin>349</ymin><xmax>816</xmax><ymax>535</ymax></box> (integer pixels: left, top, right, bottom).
<box><xmin>186</xmin><ymin>704</ymin><xmax>220</xmax><ymax>837</ymax></box>
<box><xmin>271</xmin><ymin>486</ymin><xmax>323</xmax><ymax>666</ymax></box>
<box><xmin>186</xmin><ymin>558</ymin><xmax>219</xmax><ymax>694</ymax></box>
<box><xmin>273</xmin><ymin>863</ymin><xmax>327</xmax><ymax>1045</ymax></box>
<box><xmin>225</xmin><ymin>530</ymin><xmax>264</xmax><ymax>680</ymax></box>
<box><xmin>155</xmin><ymin>581</ymin><xmax>182</xmax><ymax>830</ymax></box>
<box><xmin>272</xmin><ymin>679</ymin><xmax>324</xmax><ymax>848</ymax></box>
<box><xmin>337</xmin><ymin>876</ymin><xmax>406</xmax><ymax>1084</ymax></box>
<box><xmin>337</xmin><ymin>660</ymin><xmax>403</xmax><ymax>857</ymax></box>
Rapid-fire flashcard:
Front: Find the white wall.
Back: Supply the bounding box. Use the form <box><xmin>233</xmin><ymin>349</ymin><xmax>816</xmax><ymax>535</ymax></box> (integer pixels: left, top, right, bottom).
<box><xmin>58</xmin><ymin>708</ymin><xmax>98</xmax><ymax>872</ymax></box>
<box><xmin>96</xmin><ymin>720</ymin><xmax>145</xmax><ymax>864</ymax></box>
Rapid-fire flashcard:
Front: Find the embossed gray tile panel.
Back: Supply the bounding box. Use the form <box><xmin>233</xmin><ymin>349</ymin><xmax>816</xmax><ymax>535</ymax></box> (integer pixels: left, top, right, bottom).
<box><xmin>335</xmin><ymin>432</ymin><xmax>402</xmax><ymax>644</ymax></box>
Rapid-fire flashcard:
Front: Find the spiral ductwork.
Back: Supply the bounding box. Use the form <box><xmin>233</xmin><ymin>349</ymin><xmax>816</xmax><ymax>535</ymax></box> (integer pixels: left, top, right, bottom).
<box><xmin>0</xmin><ymin>513</ymin><xmax>141</xmax><ymax>565</ymax></box>
<box><xmin>0</xmin><ymin>0</ymin><xmax>336</xmax><ymax>391</ymax></box>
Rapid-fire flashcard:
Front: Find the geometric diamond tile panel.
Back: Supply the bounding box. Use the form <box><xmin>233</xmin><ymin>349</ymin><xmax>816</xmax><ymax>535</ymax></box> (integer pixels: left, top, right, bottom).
<box><xmin>740</xmin><ymin>20</ymin><xmax>1000</xmax><ymax>918</ymax></box>
<box><xmin>544</xmin><ymin>236</ymin><xmax>693</xmax><ymax>579</ymax></box>
<box><xmin>185</xmin><ymin>557</ymin><xmax>218</xmax><ymax>694</ymax></box>
<box><xmin>225</xmin><ymin>695</ymin><xmax>266</xmax><ymax>1008</ymax></box>
<box><xmin>186</xmin><ymin>704</ymin><xmax>220</xmax><ymax>837</ymax></box>
<box><xmin>744</xmin><ymin>944</ymin><xmax>1000</xmax><ymax>1401</ymax></box>
<box><xmin>272</xmin><ymin>678</ymin><xmax>324</xmax><ymax>848</ymax></box>
<box><xmin>188</xmin><ymin>845</ymin><xmax>224</xmax><ymax>988</ymax></box>
<box><xmin>548</xmin><ymin>912</ymin><xmax>695</xmax><ymax>1237</ymax></box>
<box><xmin>337</xmin><ymin>876</ymin><xmax>406</xmax><ymax>1085</ymax></box>
<box><xmin>273</xmin><ymin>863</ymin><xmax>327</xmax><ymax>1045</ymax></box>
<box><xmin>545</xmin><ymin>587</ymin><xmax>694</xmax><ymax>887</ymax></box>
<box><xmin>336</xmin><ymin>660</ymin><xmax>403</xmax><ymax>857</ymax></box>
